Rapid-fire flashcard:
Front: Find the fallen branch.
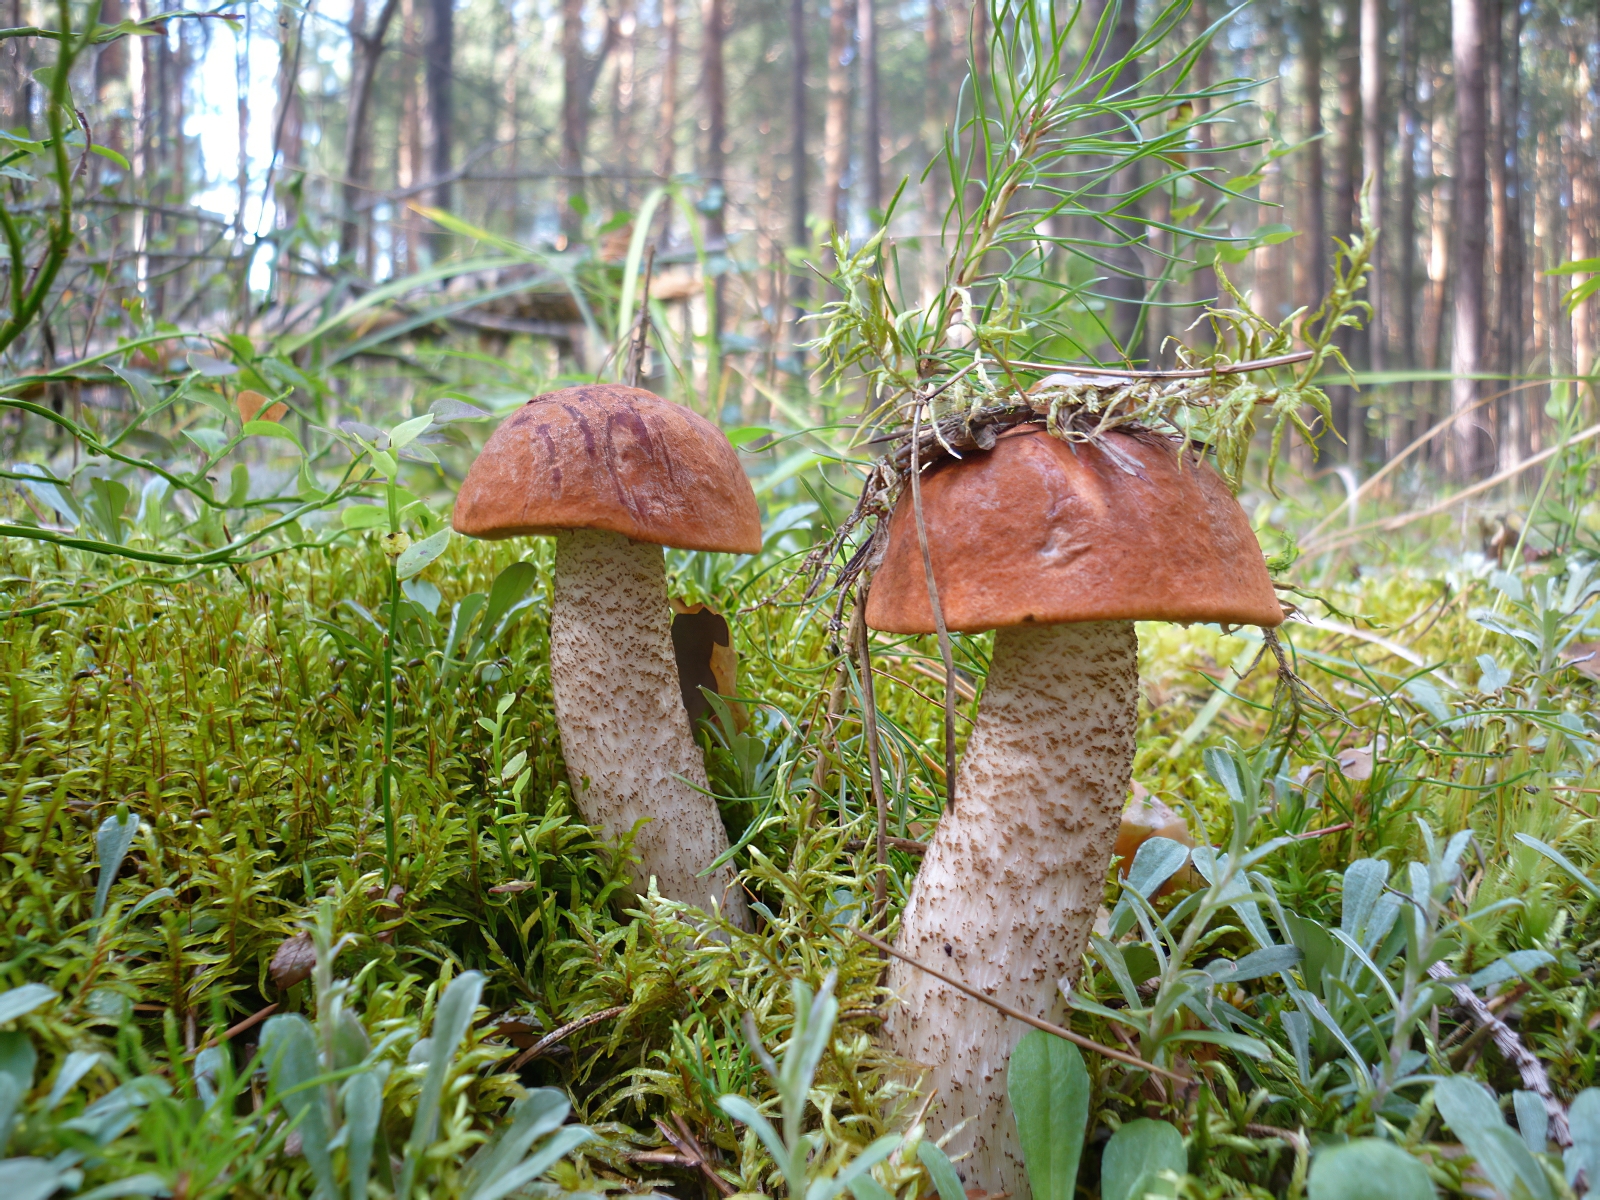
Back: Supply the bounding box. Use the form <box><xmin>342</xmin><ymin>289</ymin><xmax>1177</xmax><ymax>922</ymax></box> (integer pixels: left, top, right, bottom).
<box><xmin>849</xmin><ymin>927</ymin><xmax>1189</xmax><ymax>1083</ymax></box>
<box><xmin>508</xmin><ymin>1004</ymin><xmax>627</xmax><ymax>1070</ymax></box>
<box><xmin>1428</xmin><ymin>961</ymin><xmax>1570</xmax><ymax>1147</ymax></box>
<box><xmin>1305</xmin><ymin>422</ymin><xmax>1600</xmax><ymax>556</ymax></box>
<box><xmin>654</xmin><ymin>1114</ymin><xmax>738</xmax><ymax>1197</ymax></box>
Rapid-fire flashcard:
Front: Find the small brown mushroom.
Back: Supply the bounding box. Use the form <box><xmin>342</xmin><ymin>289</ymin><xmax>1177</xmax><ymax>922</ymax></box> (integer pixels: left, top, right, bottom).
<box><xmin>865</xmin><ymin>427</ymin><xmax>1283</xmax><ymax>1198</ymax></box>
<box><xmin>454</xmin><ymin>385</ymin><xmax>759</xmax><ymax>928</ymax></box>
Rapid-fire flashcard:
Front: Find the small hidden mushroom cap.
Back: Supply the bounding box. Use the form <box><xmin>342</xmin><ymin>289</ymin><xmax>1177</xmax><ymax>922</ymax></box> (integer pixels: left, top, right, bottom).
<box><xmin>865</xmin><ymin>427</ymin><xmax>1285</xmax><ymax>635</ymax></box>
<box><xmin>453</xmin><ymin>384</ymin><xmax>763</xmax><ymax>554</ymax></box>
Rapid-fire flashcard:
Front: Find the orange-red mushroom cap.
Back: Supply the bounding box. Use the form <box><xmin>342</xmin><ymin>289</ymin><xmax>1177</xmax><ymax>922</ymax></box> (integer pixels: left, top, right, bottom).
<box><xmin>453</xmin><ymin>384</ymin><xmax>763</xmax><ymax>554</ymax></box>
<box><xmin>865</xmin><ymin>427</ymin><xmax>1285</xmax><ymax>635</ymax></box>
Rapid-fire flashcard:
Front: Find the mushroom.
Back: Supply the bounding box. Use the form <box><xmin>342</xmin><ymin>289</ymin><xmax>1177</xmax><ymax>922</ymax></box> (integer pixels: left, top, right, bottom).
<box><xmin>864</xmin><ymin>427</ymin><xmax>1283</xmax><ymax>1198</ymax></box>
<box><xmin>454</xmin><ymin>384</ymin><xmax>759</xmax><ymax>929</ymax></box>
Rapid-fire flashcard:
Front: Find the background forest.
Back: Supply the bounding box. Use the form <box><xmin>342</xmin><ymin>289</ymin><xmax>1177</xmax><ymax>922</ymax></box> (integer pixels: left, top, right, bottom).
<box><xmin>4</xmin><ymin>0</ymin><xmax>1600</xmax><ymax>1199</ymax></box>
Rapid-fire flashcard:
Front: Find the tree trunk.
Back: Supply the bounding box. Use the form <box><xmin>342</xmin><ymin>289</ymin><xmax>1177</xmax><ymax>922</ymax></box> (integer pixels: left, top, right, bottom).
<box><xmin>1450</xmin><ymin>0</ymin><xmax>1489</xmax><ymax>479</ymax></box>
<box><xmin>1571</xmin><ymin>56</ymin><xmax>1596</xmax><ymax>394</ymax></box>
<box><xmin>788</xmin><ymin>0</ymin><xmax>808</xmax><ymax>346</ymax></box>
<box><xmin>1296</xmin><ymin>1</ymin><xmax>1327</xmax><ymax>315</ymax></box>
<box><xmin>1502</xmin><ymin>0</ymin><xmax>1526</xmax><ymax>460</ymax></box>
<box><xmin>1093</xmin><ymin>0</ymin><xmax>1145</xmax><ymax>360</ymax></box>
<box><xmin>657</xmin><ymin>0</ymin><xmax>679</xmax><ymax>184</ymax></box>
<box><xmin>341</xmin><ymin>0</ymin><xmax>403</xmax><ymax>268</ymax></box>
<box><xmin>1359</xmin><ymin>0</ymin><xmax>1383</xmax><ymax>373</ymax></box>
<box><xmin>858</xmin><ymin>0</ymin><xmax>881</xmax><ymax>215</ymax></box>
<box><xmin>884</xmin><ymin>621</ymin><xmax>1138</xmax><ymax>1200</ymax></box>
<box><xmin>1396</xmin><ymin>0</ymin><xmax>1418</xmax><ymax>438</ymax></box>
<box><xmin>701</xmin><ymin>0</ymin><xmax>727</xmax><ymax>332</ymax></box>
<box><xmin>421</xmin><ymin>0</ymin><xmax>453</xmax><ymax>259</ymax></box>
<box><xmin>562</xmin><ymin>0</ymin><xmax>585</xmax><ymax>244</ymax></box>
<box><xmin>823</xmin><ymin>0</ymin><xmax>854</xmax><ymax>233</ymax></box>
<box><xmin>1331</xmin><ymin>0</ymin><xmax>1361</xmax><ymax>460</ymax></box>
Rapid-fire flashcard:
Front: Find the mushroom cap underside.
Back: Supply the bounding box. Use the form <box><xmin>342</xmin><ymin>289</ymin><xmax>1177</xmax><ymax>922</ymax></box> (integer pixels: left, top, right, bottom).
<box><xmin>865</xmin><ymin>427</ymin><xmax>1286</xmax><ymax>634</ymax></box>
<box><xmin>452</xmin><ymin>384</ymin><xmax>763</xmax><ymax>554</ymax></box>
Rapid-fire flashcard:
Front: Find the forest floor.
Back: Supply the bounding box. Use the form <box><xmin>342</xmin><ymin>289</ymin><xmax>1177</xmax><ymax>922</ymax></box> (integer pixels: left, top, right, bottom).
<box><xmin>2</xmin><ymin>489</ymin><xmax>1599</xmax><ymax>1199</ymax></box>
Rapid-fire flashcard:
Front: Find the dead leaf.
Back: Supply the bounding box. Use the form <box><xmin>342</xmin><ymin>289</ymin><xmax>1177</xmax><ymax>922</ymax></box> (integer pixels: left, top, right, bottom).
<box><xmin>237</xmin><ymin>389</ymin><xmax>288</xmax><ymax>423</ymax></box>
<box><xmin>269</xmin><ymin>931</ymin><xmax>315</xmax><ymax>989</ymax></box>
<box><xmin>489</xmin><ymin>880</ymin><xmax>538</xmax><ymax>894</ymax></box>
<box><xmin>671</xmin><ymin>599</ymin><xmax>745</xmax><ymax>730</ymax></box>
<box><xmin>1563</xmin><ymin>642</ymin><xmax>1600</xmax><ymax>682</ymax></box>
<box><xmin>1335</xmin><ymin>735</ymin><xmax>1387</xmax><ymax>781</ymax></box>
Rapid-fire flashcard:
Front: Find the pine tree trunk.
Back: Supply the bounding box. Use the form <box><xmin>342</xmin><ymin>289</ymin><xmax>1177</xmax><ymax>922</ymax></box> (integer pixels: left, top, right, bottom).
<box><xmin>1332</xmin><ymin>0</ymin><xmax>1362</xmax><ymax>461</ymax></box>
<box><xmin>1396</xmin><ymin>0</ymin><xmax>1418</xmax><ymax>441</ymax></box>
<box><xmin>788</xmin><ymin>0</ymin><xmax>808</xmax><ymax>349</ymax></box>
<box><xmin>1296</xmin><ymin>2</ymin><xmax>1327</xmax><ymax>314</ymax></box>
<box><xmin>1360</xmin><ymin>0</ymin><xmax>1384</xmax><ymax>374</ymax></box>
<box><xmin>562</xmin><ymin>0</ymin><xmax>586</xmax><ymax>244</ymax></box>
<box><xmin>823</xmin><ymin>0</ymin><xmax>854</xmax><ymax>233</ymax></box>
<box><xmin>858</xmin><ymin>0</ymin><xmax>881</xmax><ymax>214</ymax></box>
<box><xmin>341</xmin><ymin>0</ymin><xmax>402</xmax><ymax>268</ymax></box>
<box><xmin>421</xmin><ymin>0</ymin><xmax>453</xmax><ymax>258</ymax></box>
<box><xmin>657</xmin><ymin>0</ymin><xmax>679</xmax><ymax>181</ymax></box>
<box><xmin>1451</xmin><ymin>0</ymin><xmax>1489</xmax><ymax>480</ymax></box>
<box><xmin>701</xmin><ymin>0</ymin><xmax>727</xmax><ymax>333</ymax></box>
<box><xmin>1092</xmin><ymin>0</ymin><xmax>1145</xmax><ymax>359</ymax></box>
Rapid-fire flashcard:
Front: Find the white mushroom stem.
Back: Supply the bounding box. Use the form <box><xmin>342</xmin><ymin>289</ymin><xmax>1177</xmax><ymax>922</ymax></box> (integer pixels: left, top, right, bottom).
<box><xmin>884</xmin><ymin>620</ymin><xmax>1138</xmax><ymax>1200</ymax></box>
<box><xmin>549</xmin><ymin>528</ymin><xmax>752</xmax><ymax>930</ymax></box>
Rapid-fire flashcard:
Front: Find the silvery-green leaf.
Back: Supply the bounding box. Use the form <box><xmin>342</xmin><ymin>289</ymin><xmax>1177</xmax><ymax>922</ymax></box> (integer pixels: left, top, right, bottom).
<box><xmin>1564</xmin><ymin>1088</ymin><xmax>1600</xmax><ymax>1187</ymax></box>
<box><xmin>344</xmin><ymin>1070</ymin><xmax>382</xmax><ymax>1200</ymax></box>
<box><xmin>1307</xmin><ymin>1140</ymin><xmax>1435</xmax><ymax>1200</ymax></box>
<box><xmin>1513</xmin><ymin>1090</ymin><xmax>1549</xmax><ymax>1155</ymax></box>
<box><xmin>261</xmin><ymin>1013</ymin><xmax>336</xmax><ymax>1198</ymax></box>
<box><xmin>0</xmin><ymin>1030</ymin><xmax>37</xmax><ymax>1102</ymax></box>
<box><xmin>1340</xmin><ymin>859</ymin><xmax>1388</xmax><ymax>941</ymax></box>
<box><xmin>1204</xmin><ymin>945</ymin><xmax>1302</xmax><ymax>986</ymax></box>
<box><xmin>44</xmin><ymin>1050</ymin><xmax>99</xmax><ymax>1111</ymax></box>
<box><xmin>1435</xmin><ymin>1076</ymin><xmax>1551</xmax><ymax>1200</ymax></box>
<box><xmin>1469</xmin><ymin>950</ymin><xmax>1555</xmax><ymax>992</ymax></box>
<box><xmin>0</xmin><ymin>984</ymin><xmax>54</xmax><ymax>1027</ymax></box>
<box><xmin>0</xmin><ymin>1158</ymin><xmax>77</xmax><ymax>1200</ymax></box>
<box><xmin>75</xmin><ymin>1176</ymin><xmax>170</xmax><ymax>1200</ymax></box>
<box><xmin>1476</xmin><ymin>654</ymin><xmax>1512</xmax><ymax>693</ymax></box>
<box><xmin>465</xmin><ymin>1088</ymin><xmax>571</xmax><ymax>1194</ymax></box>
<box><xmin>400</xmin><ymin>971</ymin><xmax>485</xmax><ymax>1197</ymax></box>
<box><xmin>466</xmin><ymin>1126</ymin><xmax>594</xmax><ymax>1200</ymax></box>
<box><xmin>0</xmin><ymin>1072</ymin><xmax>20</xmax><ymax>1156</ymax></box>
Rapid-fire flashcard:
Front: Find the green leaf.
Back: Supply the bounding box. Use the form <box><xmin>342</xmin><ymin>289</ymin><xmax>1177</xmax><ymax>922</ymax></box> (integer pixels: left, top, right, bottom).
<box><xmin>242</xmin><ymin>419</ymin><xmax>303</xmax><ymax>451</ymax></box>
<box><xmin>916</xmin><ymin>1140</ymin><xmax>967</xmax><ymax>1200</ymax></box>
<box><xmin>396</xmin><ymin>527</ymin><xmax>451</xmax><ymax>580</ymax></box>
<box><xmin>341</xmin><ymin>505</ymin><xmax>389</xmax><ymax>531</ymax></box>
<box><xmin>87</xmin><ymin>143</ymin><xmax>130</xmax><ymax>171</ymax></box>
<box><xmin>1102</xmin><ymin>1119</ymin><xmax>1187</xmax><ymax>1200</ymax></box>
<box><xmin>727</xmin><ymin>426</ymin><xmax>774</xmax><ymax>447</ymax></box>
<box><xmin>182</xmin><ymin>427</ymin><xmax>229</xmax><ymax>455</ymax></box>
<box><xmin>1308</xmin><ymin>1140</ymin><xmax>1435</xmax><ymax>1200</ymax></box>
<box><xmin>479</xmin><ymin>561</ymin><xmax>538</xmax><ymax>639</ymax></box>
<box><xmin>93</xmin><ymin>811</ymin><xmax>140</xmax><ymax>921</ymax></box>
<box><xmin>1006</xmin><ymin>1029</ymin><xmax>1089</xmax><ymax>1200</ymax></box>
<box><xmin>389</xmin><ymin>413</ymin><xmax>435</xmax><ymax>451</ymax></box>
